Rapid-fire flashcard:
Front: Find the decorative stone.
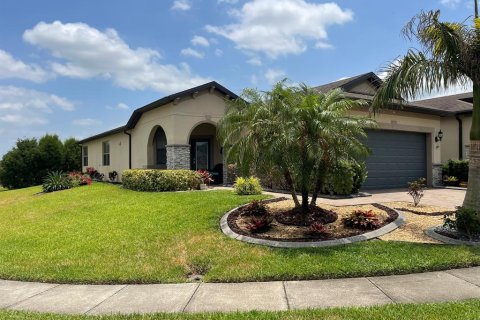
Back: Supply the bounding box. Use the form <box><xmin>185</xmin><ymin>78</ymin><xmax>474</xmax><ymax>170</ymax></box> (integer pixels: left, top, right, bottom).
<box><xmin>166</xmin><ymin>145</ymin><xmax>190</xmax><ymax>170</ymax></box>
<box><xmin>432</xmin><ymin>164</ymin><xmax>443</xmax><ymax>187</ymax></box>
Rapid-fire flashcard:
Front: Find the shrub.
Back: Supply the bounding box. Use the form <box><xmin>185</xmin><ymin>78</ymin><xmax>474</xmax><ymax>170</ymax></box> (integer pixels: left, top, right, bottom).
<box><xmin>233</xmin><ymin>176</ymin><xmax>263</xmax><ymax>195</ymax></box>
<box><xmin>343</xmin><ymin>209</ymin><xmax>381</xmax><ymax>230</ymax></box>
<box><xmin>42</xmin><ymin>171</ymin><xmax>72</xmax><ymax>193</ymax></box>
<box><xmin>197</xmin><ymin>170</ymin><xmax>213</xmax><ymax>185</ymax></box>
<box><xmin>443</xmin><ymin>176</ymin><xmax>459</xmax><ymax>187</ymax></box>
<box><xmin>322</xmin><ymin>160</ymin><xmax>367</xmax><ymax>195</ymax></box>
<box><xmin>241</xmin><ymin>200</ymin><xmax>268</xmax><ymax>217</ymax></box>
<box><xmin>407</xmin><ymin>178</ymin><xmax>427</xmax><ymax>207</ymax></box>
<box><xmin>310</xmin><ymin>222</ymin><xmax>328</xmax><ymax>234</ymax></box>
<box><xmin>444</xmin><ymin>207</ymin><xmax>480</xmax><ymax>239</ymax></box>
<box><xmin>442</xmin><ymin>159</ymin><xmax>469</xmax><ymax>182</ymax></box>
<box><xmin>245</xmin><ymin>215</ymin><xmax>273</xmax><ymax>233</ymax></box>
<box><xmin>86</xmin><ymin>167</ymin><xmax>104</xmax><ymax>181</ymax></box>
<box><xmin>68</xmin><ymin>171</ymin><xmax>92</xmax><ymax>187</ymax></box>
<box><xmin>122</xmin><ymin>169</ymin><xmax>201</xmax><ymax>192</ymax></box>
<box><xmin>108</xmin><ymin>171</ymin><xmax>118</xmax><ymax>182</ymax></box>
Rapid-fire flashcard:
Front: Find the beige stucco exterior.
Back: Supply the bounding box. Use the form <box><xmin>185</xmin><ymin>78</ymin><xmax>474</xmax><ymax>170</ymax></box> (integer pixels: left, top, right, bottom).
<box><xmin>80</xmin><ymin>79</ymin><xmax>472</xmax><ymax>187</ymax></box>
<box><xmin>81</xmin><ymin>89</ymin><xmax>227</xmax><ymax>180</ymax></box>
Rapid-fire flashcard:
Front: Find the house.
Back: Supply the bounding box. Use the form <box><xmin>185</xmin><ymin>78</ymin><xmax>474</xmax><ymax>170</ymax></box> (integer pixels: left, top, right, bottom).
<box><xmin>79</xmin><ymin>72</ymin><xmax>473</xmax><ymax>189</ymax></box>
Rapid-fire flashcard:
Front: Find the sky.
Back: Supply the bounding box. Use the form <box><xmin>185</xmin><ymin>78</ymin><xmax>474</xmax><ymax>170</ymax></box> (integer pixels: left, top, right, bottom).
<box><xmin>0</xmin><ymin>0</ymin><xmax>475</xmax><ymax>156</ymax></box>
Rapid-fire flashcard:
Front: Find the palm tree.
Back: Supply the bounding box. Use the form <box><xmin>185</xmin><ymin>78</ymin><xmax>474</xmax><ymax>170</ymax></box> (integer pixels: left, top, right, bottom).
<box><xmin>373</xmin><ymin>4</ymin><xmax>480</xmax><ymax>212</ymax></box>
<box><xmin>218</xmin><ymin>81</ymin><xmax>374</xmax><ymax>213</ymax></box>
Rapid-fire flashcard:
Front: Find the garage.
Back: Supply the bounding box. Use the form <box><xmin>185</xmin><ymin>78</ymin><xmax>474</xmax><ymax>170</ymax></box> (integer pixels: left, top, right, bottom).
<box><xmin>362</xmin><ymin>130</ymin><xmax>427</xmax><ymax>189</ymax></box>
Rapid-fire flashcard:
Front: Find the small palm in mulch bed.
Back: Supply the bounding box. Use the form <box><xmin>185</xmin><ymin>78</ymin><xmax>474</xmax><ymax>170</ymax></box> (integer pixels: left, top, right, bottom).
<box><xmin>274</xmin><ymin>206</ymin><xmax>338</xmax><ymax>226</ymax></box>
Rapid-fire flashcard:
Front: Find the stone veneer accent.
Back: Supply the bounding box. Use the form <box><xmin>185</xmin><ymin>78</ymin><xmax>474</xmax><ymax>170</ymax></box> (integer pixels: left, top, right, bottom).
<box><xmin>432</xmin><ymin>164</ymin><xmax>443</xmax><ymax>187</ymax></box>
<box><xmin>166</xmin><ymin>144</ymin><xmax>190</xmax><ymax>169</ymax></box>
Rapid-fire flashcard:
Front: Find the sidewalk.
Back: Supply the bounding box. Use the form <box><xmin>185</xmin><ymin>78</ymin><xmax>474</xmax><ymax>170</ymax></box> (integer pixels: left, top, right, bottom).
<box><xmin>1</xmin><ymin>267</ymin><xmax>479</xmax><ymax>315</ymax></box>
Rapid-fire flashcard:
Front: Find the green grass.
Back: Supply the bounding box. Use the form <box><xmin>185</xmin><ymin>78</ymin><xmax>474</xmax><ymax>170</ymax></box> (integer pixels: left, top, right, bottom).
<box><xmin>0</xmin><ymin>183</ymin><xmax>479</xmax><ymax>284</ymax></box>
<box><xmin>2</xmin><ymin>300</ymin><xmax>480</xmax><ymax>319</ymax></box>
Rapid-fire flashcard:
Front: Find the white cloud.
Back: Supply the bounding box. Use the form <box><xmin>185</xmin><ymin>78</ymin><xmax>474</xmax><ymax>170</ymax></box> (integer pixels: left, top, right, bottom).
<box><xmin>180</xmin><ymin>47</ymin><xmax>205</xmax><ymax>59</ymax></box>
<box><xmin>72</xmin><ymin>118</ymin><xmax>102</xmax><ymax>126</ymax></box>
<box><xmin>23</xmin><ymin>21</ymin><xmax>209</xmax><ymax>94</ymax></box>
<box><xmin>191</xmin><ymin>35</ymin><xmax>210</xmax><ymax>47</ymax></box>
<box><xmin>215</xmin><ymin>48</ymin><xmax>224</xmax><ymax>57</ymax></box>
<box><xmin>107</xmin><ymin>102</ymin><xmax>129</xmax><ymax>110</ymax></box>
<box><xmin>0</xmin><ymin>85</ymin><xmax>74</xmax><ymax>131</ymax></box>
<box><xmin>218</xmin><ymin>0</ymin><xmax>239</xmax><ymax>3</ymax></box>
<box><xmin>0</xmin><ymin>49</ymin><xmax>49</xmax><ymax>82</ymax></box>
<box><xmin>171</xmin><ymin>0</ymin><xmax>191</xmax><ymax>11</ymax></box>
<box><xmin>246</xmin><ymin>57</ymin><xmax>262</xmax><ymax>66</ymax></box>
<box><xmin>116</xmin><ymin>102</ymin><xmax>129</xmax><ymax>110</ymax></box>
<box><xmin>251</xmin><ymin>74</ymin><xmax>258</xmax><ymax>85</ymax></box>
<box><xmin>315</xmin><ymin>41</ymin><xmax>334</xmax><ymax>49</ymax></box>
<box><xmin>206</xmin><ymin>0</ymin><xmax>353</xmax><ymax>58</ymax></box>
<box><xmin>265</xmin><ymin>68</ymin><xmax>286</xmax><ymax>84</ymax></box>
<box><xmin>440</xmin><ymin>0</ymin><xmax>460</xmax><ymax>8</ymax></box>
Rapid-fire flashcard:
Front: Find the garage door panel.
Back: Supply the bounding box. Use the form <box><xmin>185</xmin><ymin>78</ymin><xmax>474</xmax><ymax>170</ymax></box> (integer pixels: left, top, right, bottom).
<box><xmin>363</xmin><ymin>130</ymin><xmax>427</xmax><ymax>189</ymax></box>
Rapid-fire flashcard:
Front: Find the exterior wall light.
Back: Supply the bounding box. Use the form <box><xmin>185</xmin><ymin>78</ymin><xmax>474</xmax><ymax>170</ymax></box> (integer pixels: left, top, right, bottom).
<box><xmin>435</xmin><ymin>130</ymin><xmax>444</xmax><ymax>142</ymax></box>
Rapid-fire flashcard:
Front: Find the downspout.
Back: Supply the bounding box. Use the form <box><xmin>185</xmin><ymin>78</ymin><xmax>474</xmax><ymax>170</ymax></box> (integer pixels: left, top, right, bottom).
<box><xmin>124</xmin><ymin>130</ymin><xmax>132</xmax><ymax>169</ymax></box>
<box><xmin>456</xmin><ymin>115</ymin><xmax>463</xmax><ymax>160</ymax></box>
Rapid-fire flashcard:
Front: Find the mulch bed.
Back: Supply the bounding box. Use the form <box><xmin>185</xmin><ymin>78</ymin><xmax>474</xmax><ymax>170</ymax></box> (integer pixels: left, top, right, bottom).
<box><xmin>227</xmin><ymin>200</ymin><xmax>398</xmax><ymax>242</ymax></box>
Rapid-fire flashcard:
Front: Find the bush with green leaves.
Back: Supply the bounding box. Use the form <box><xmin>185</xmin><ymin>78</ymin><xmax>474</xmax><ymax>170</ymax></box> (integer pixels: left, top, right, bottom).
<box><xmin>122</xmin><ymin>169</ymin><xmax>201</xmax><ymax>192</ymax></box>
<box><xmin>444</xmin><ymin>207</ymin><xmax>480</xmax><ymax>239</ymax></box>
<box><xmin>322</xmin><ymin>160</ymin><xmax>367</xmax><ymax>195</ymax></box>
<box><xmin>42</xmin><ymin>171</ymin><xmax>72</xmax><ymax>193</ymax></box>
<box><xmin>233</xmin><ymin>176</ymin><xmax>263</xmax><ymax>195</ymax></box>
<box><xmin>442</xmin><ymin>159</ymin><xmax>469</xmax><ymax>182</ymax></box>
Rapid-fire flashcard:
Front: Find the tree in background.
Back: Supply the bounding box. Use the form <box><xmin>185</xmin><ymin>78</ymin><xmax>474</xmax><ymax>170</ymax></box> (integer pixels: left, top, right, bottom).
<box><xmin>373</xmin><ymin>7</ymin><xmax>480</xmax><ymax>212</ymax></box>
<box><xmin>63</xmin><ymin>138</ymin><xmax>82</xmax><ymax>172</ymax></box>
<box><xmin>0</xmin><ymin>135</ymin><xmax>82</xmax><ymax>189</ymax></box>
<box><xmin>0</xmin><ymin>139</ymin><xmax>41</xmax><ymax>189</ymax></box>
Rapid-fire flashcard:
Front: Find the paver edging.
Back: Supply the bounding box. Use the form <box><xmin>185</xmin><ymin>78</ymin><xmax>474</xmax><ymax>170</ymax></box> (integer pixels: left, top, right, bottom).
<box><xmin>220</xmin><ymin>203</ymin><xmax>406</xmax><ymax>248</ymax></box>
<box><xmin>425</xmin><ymin>227</ymin><xmax>480</xmax><ymax>246</ymax></box>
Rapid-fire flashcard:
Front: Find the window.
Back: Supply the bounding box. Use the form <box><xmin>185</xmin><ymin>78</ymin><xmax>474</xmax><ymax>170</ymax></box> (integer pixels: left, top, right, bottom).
<box><xmin>102</xmin><ymin>141</ymin><xmax>110</xmax><ymax>166</ymax></box>
<box><xmin>82</xmin><ymin>146</ymin><xmax>88</xmax><ymax>166</ymax></box>
<box><xmin>154</xmin><ymin>128</ymin><xmax>167</xmax><ymax>167</ymax></box>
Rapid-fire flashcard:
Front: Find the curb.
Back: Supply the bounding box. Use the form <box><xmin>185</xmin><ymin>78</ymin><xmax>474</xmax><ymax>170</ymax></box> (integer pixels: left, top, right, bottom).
<box><xmin>220</xmin><ymin>204</ymin><xmax>406</xmax><ymax>248</ymax></box>
<box><xmin>425</xmin><ymin>227</ymin><xmax>480</xmax><ymax>246</ymax></box>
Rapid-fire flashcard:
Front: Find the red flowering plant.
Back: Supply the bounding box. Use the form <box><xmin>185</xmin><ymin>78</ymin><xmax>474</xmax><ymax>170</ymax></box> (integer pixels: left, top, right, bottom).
<box><xmin>343</xmin><ymin>209</ymin><xmax>381</xmax><ymax>230</ymax></box>
<box><xmin>197</xmin><ymin>170</ymin><xmax>214</xmax><ymax>185</ymax></box>
<box><xmin>68</xmin><ymin>171</ymin><xmax>92</xmax><ymax>187</ymax></box>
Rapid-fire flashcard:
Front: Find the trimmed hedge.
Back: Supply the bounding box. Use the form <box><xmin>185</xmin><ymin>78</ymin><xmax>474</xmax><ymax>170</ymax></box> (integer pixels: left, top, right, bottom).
<box><xmin>442</xmin><ymin>159</ymin><xmax>469</xmax><ymax>182</ymax></box>
<box><xmin>122</xmin><ymin>169</ymin><xmax>201</xmax><ymax>192</ymax></box>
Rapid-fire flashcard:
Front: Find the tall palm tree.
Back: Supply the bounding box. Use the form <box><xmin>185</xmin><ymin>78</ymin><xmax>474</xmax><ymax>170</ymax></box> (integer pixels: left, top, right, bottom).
<box><xmin>218</xmin><ymin>81</ymin><xmax>374</xmax><ymax>213</ymax></box>
<box><xmin>373</xmin><ymin>4</ymin><xmax>480</xmax><ymax>212</ymax></box>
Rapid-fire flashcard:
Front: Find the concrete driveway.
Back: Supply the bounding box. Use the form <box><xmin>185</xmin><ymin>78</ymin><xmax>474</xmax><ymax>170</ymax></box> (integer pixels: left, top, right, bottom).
<box><xmin>316</xmin><ymin>188</ymin><xmax>466</xmax><ymax>209</ymax></box>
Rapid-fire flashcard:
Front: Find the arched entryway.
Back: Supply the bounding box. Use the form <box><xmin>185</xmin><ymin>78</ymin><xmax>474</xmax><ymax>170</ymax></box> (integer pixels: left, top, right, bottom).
<box><xmin>147</xmin><ymin>126</ymin><xmax>167</xmax><ymax>169</ymax></box>
<box><xmin>189</xmin><ymin>122</ymin><xmax>223</xmax><ymax>183</ymax></box>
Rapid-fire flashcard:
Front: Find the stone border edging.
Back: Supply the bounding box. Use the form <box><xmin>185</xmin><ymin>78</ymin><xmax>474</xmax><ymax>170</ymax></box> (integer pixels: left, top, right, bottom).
<box><xmin>220</xmin><ymin>204</ymin><xmax>406</xmax><ymax>248</ymax></box>
<box><xmin>425</xmin><ymin>227</ymin><xmax>480</xmax><ymax>246</ymax></box>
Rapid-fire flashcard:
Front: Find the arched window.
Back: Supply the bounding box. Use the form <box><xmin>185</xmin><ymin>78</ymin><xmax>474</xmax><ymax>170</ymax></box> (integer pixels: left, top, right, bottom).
<box><xmin>154</xmin><ymin>127</ymin><xmax>167</xmax><ymax>167</ymax></box>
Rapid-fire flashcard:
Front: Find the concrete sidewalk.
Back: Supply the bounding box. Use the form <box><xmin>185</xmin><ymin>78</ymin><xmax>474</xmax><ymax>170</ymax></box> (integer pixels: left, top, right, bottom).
<box><xmin>1</xmin><ymin>267</ymin><xmax>479</xmax><ymax>315</ymax></box>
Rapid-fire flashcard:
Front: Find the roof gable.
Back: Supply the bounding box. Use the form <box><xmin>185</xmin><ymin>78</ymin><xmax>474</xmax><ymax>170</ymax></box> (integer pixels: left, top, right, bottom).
<box><xmin>314</xmin><ymin>72</ymin><xmax>382</xmax><ymax>95</ymax></box>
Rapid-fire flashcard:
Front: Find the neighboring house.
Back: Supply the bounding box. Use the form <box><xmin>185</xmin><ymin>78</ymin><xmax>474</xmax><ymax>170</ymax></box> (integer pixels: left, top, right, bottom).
<box><xmin>79</xmin><ymin>72</ymin><xmax>473</xmax><ymax>189</ymax></box>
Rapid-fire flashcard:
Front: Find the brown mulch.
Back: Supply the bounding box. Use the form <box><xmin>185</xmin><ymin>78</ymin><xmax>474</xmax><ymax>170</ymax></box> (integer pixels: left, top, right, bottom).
<box><xmin>227</xmin><ymin>200</ymin><xmax>398</xmax><ymax>242</ymax></box>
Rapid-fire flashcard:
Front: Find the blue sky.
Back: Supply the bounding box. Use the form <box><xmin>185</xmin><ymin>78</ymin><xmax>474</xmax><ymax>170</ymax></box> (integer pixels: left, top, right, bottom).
<box><xmin>0</xmin><ymin>0</ymin><xmax>474</xmax><ymax>156</ymax></box>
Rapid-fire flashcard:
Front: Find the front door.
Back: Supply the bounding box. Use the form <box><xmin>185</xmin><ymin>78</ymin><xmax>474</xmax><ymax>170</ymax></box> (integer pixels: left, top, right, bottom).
<box><xmin>191</xmin><ymin>140</ymin><xmax>209</xmax><ymax>170</ymax></box>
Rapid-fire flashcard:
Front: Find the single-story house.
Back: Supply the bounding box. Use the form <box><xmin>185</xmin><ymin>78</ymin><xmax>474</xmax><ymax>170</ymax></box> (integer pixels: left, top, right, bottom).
<box><xmin>79</xmin><ymin>72</ymin><xmax>473</xmax><ymax>190</ymax></box>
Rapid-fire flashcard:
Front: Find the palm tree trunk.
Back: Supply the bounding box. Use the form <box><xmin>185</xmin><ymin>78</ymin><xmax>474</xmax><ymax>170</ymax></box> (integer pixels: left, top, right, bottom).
<box><xmin>284</xmin><ymin>171</ymin><xmax>300</xmax><ymax>207</ymax></box>
<box><xmin>301</xmin><ymin>189</ymin><xmax>309</xmax><ymax>212</ymax></box>
<box><xmin>462</xmin><ymin>82</ymin><xmax>480</xmax><ymax>212</ymax></box>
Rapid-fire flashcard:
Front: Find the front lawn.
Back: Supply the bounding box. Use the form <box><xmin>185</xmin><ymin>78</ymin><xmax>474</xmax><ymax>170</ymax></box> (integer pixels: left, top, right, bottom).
<box><xmin>2</xmin><ymin>300</ymin><xmax>480</xmax><ymax>320</ymax></box>
<box><xmin>0</xmin><ymin>183</ymin><xmax>479</xmax><ymax>284</ymax></box>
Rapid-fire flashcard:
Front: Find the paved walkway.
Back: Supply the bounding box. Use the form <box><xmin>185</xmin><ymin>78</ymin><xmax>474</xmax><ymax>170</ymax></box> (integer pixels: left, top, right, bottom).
<box><xmin>1</xmin><ymin>267</ymin><xmax>480</xmax><ymax>315</ymax></box>
<box><xmin>244</xmin><ymin>187</ymin><xmax>466</xmax><ymax>210</ymax></box>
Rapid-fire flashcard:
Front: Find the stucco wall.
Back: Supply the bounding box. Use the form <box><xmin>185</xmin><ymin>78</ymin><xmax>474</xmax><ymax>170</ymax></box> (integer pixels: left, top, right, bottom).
<box><xmin>81</xmin><ymin>132</ymin><xmax>129</xmax><ymax>180</ymax></box>
<box><xmin>441</xmin><ymin>114</ymin><xmax>472</xmax><ymax>162</ymax></box>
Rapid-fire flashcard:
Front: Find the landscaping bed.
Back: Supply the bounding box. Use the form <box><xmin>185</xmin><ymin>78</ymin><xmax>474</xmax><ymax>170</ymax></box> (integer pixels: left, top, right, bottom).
<box><xmin>385</xmin><ymin>201</ymin><xmax>455</xmax><ymax>216</ymax></box>
<box><xmin>228</xmin><ymin>199</ymin><xmax>398</xmax><ymax>242</ymax></box>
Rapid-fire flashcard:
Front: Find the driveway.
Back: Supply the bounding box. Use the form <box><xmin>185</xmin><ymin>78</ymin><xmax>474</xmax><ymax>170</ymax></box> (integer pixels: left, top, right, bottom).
<box><xmin>266</xmin><ymin>188</ymin><xmax>466</xmax><ymax>210</ymax></box>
